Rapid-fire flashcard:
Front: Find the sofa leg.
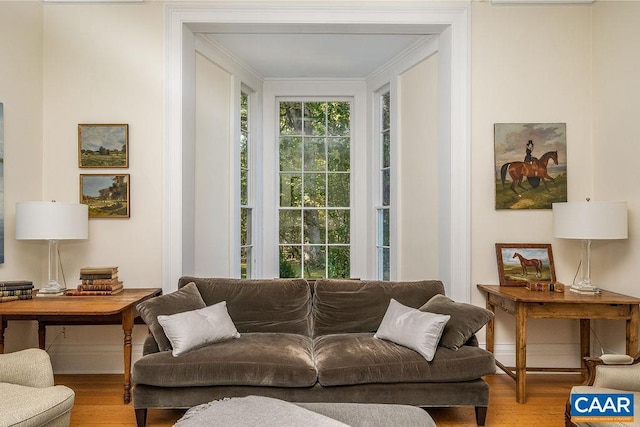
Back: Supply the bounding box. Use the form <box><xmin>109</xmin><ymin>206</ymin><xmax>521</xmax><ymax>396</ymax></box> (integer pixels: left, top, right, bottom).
<box><xmin>475</xmin><ymin>406</ymin><xmax>487</xmax><ymax>426</ymax></box>
<box><xmin>135</xmin><ymin>408</ymin><xmax>147</xmax><ymax>427</ymax></box>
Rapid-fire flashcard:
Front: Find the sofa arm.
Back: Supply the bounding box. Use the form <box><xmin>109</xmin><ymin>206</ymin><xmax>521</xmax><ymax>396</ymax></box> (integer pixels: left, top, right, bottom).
<box><xmin>142</xmin><ymin>333</ymin><xmax>160</xmax><ymax>355</ymax></box>
<box><xmin>0</xmin><ymin>348</ymin><xmax>55</xmax><ymax>388</ymax></box>
<box><xmin>583</xmin><ymin>354</ymin><xmax>640</xmax><ymax>391</ymax></box>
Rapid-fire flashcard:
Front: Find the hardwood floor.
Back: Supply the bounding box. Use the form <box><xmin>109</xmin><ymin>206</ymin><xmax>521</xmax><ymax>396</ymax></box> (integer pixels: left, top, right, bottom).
<box><xmin>56</xmin><ymin>373</ymin><xmax>582</xmax><ymax>426</ymax></box>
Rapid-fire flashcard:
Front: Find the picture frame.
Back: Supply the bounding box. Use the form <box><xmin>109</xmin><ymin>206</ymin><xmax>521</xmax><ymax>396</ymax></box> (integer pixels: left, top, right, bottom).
<box><xmin>78</xmin><ymin>124</ymin><xmax>128</xmax><ymax>168</ymax></box>
<box><xmin>80</xmin><ymin>174</ymin><xmax>130</xmax><ymax>218</ymax></box>
<box><xmin>495</xmin><ymin>243</ymin><xmax>556</xmax><ymax>286</ymax></box>
<box><xmin>494</xmin><ymin>123</ymin><xmax>567</xmax><ymax>210</ymax></box>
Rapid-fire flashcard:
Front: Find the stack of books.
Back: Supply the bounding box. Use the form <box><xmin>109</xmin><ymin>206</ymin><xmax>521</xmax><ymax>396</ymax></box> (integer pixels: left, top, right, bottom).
<box><xmin>0</xmin><ymin>281</ymin><xmax>34</xmax><ymax>302</ymax></box>
<box><xmin>67</xmin><ymin>267</ymin><xmax>123</xmax><ymax>296</ymax></box>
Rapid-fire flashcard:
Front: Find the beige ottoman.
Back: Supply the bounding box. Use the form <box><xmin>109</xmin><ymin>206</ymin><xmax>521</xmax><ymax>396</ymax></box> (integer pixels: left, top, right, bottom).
<box><xmin>298</xmin><ymin>402</ymin><xmax>436</xmax><ymax>427</ymax></box>
<box><xmin>175</xmin><ymin>396</ymin><xmax>435</xmax><ymax>426</ymax></box>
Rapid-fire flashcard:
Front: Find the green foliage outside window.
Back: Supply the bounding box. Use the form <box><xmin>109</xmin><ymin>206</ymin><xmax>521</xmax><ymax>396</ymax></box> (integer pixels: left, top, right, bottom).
<box><xmin>377</xmin><ymin>91</ymin><xmax>391</xmax><ymax>280</ymax></box>
<box><xmin>240</xmin><ymin>92</ymin><xmax>252</xmax><ymax>278</ymax></box>
<box><xmin>279</xmin><ymin>101</ymin><xmax>351</xmax><ymax>279</ymax></box>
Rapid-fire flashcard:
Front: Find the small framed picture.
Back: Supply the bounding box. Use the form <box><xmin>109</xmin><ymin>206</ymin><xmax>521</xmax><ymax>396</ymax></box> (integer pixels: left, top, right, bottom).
<box><xmin>78</xmin><ymin>124</ymin><xmax>128</xmax><ymax>168</ymax></box>
<box><xmin>80</xmin><ymin>174</ymin><xmax>130</xmax><ymax>218</ymax></box>
<box><xmin>495</xmin><ymin>243</ymin><xmax>556</xmax><ymax>286</ymax></box>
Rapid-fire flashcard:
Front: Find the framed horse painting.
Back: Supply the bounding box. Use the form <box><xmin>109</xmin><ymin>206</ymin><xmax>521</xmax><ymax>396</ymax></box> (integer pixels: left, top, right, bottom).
<box><xmin>494</xmin><ymin>123</ymin><xmax>567</xmax><ymax>210</ymax></box>
<box><xmin>495</xmin><ymin>243</ymin><xmax>556</xmax><ymax>286</ymax></box>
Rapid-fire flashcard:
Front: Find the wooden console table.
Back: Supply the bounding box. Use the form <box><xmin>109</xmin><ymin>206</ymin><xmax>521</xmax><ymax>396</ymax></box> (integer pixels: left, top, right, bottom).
<box><xmin>477</xmin><ymin>284</ymin><xmax>640</xmax><ymax>403</ymax></box>
<box><xmin>0</xmin><ymin>288</ymin><xmax>161</xmax><ymax>404</ymax></box>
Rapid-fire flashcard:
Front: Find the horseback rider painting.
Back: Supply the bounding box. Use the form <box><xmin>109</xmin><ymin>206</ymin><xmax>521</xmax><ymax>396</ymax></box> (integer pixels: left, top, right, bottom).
<box><xmin>494</xmin><ymin>123</ymin><xmax>567</xmax><ymax>209</ymax></box>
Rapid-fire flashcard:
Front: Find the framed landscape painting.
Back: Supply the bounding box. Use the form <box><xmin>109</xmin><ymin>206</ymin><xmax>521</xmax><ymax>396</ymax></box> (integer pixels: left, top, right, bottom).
<box><xmin>495</xmin><ymin>243</ymin><xmax>556</xmax><ymax>286</ymax></box>
<box><xmin>78</xmin><ymin>124</ymin><xmax>128</xmax><ymax>168</ymax></box>
<box><xmin>494</xmin><ymin>123</ymin><xmax>567</xmax><ymax>210</ymax></box>
<box><xmin>80</xmin><ymin>174</ymin><xmax>130</xmax><ymax>218</ymax></box>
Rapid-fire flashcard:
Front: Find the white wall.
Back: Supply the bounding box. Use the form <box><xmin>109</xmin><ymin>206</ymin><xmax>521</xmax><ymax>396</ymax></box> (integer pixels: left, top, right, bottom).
<box><xmin>42</xmin><ymin>2</ymin><xmax>164</xmax><ymax>286</ymax></box>
<box><xmin>0</xmin><ymin>1</ymin><xmax>164</xmax><ymax>370</ymax></box>
<box><xmin>470</xmin><ymin>0</ymin><xmax>640</xmax><ymax>364</ymax></box>
<box><xmin>193</xmin><ymin>53</ymin><xmax>232</xmax><ymax>276</ymax></box>
<box><xmin>590</xmin><ymin>1</ymin><xmax>640</xmax><ymax>354</ymax></box>
<box><xmin>0</xmin><ymin>0</ymin><xmax>639</xmax><ymax>372</ymax></box>
<box><xmin>0</xmin><ymin>1</ymin><xmax>44</xmax><ymax>351</ymax></box>
<box><xmin>40</xmin><ymin>2</ymin><xmax>164</xmax><ymax>372</ymax></box>
<box><xmin>470</xmin><ymin>2</ymin><xmax>594</xmax><ymax>366</ymax></box>
<box><xmin>398</xmin><ymin>53</ymin><xmax>440</xmax><ymax>280</ymax></box>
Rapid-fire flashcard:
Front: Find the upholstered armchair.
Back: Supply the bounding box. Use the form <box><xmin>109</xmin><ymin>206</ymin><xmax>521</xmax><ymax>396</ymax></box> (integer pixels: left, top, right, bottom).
<box><xmin>565</xmin><ymin>354</ymin><xmax>640</xmax><ymax>427</ymax></box>
<box><xmin>0</xmin><ymin>348</ymin><xmax>75</xmax><ymax>427</ymax></box>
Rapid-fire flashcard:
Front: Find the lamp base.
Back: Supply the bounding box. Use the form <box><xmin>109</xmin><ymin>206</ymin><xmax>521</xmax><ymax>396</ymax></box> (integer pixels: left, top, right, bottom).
<box><xmin>37</xmin><ymin>280</ymin><xmax>66</xmax><ymax>296</ymax></box>
<box><xmin>569</xmin><ymin>283</ymin><xmax>601</xmax><ymax>295</ymax></box>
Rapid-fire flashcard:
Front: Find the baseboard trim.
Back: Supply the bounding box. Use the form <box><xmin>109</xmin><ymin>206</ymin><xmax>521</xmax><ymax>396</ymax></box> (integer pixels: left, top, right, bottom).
<box><xmin>48</xmin><ymin>343</ymin><xmax>145</xmax><ymax>374</ymax></box>
<box><xmin>489</xmin><ymin>343</ymin><xmax>583</xmax><ymax>370</ymax></box>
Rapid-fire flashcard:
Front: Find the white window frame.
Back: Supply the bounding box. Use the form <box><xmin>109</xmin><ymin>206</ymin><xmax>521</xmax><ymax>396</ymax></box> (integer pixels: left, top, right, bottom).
<box><xmin>165</xmin><ymin>3</ymin><xmax>471</xmax><ymax>303</ymax></box>
<box><xmin>239</xmin><ymin>86</ymin><xmax>255</xmax><ymax>278</ymax></box>
<box><xmin>262</xmin><ymin>80</ymin><xmax>369</xmax><ymax>279</ymax></box>
<box><xmin>277</xmin><ymin>98</ymin><xmax>354</xmax><ymax>279</ymax></box>
<box><xmin>374</xmin><ymin>86</ymin><xmax>391</xmax><ymax>280</ymax></box>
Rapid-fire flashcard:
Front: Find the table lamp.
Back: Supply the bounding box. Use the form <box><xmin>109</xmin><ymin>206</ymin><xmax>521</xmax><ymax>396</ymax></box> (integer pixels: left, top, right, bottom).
<box><xmin>15</xmin><ymin>201</ymin><xmax>89</xmax><ymax>295</ymax></box>
<box><xmin>552</xmin><ymin>200</ymin><xmax>628</xmax><ymax>294</ymax></box>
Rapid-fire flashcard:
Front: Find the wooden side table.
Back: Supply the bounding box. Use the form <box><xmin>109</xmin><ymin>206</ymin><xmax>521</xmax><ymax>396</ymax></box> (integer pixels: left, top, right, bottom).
<box><xmin>477</xmin><ymin>284</ymin><xmax>640</xmax><ymax>403</ymax></box>
<box><xmin>0</xmin><ymin>288</ymin><xmax>161</xmax><ymax>404</ymax></box>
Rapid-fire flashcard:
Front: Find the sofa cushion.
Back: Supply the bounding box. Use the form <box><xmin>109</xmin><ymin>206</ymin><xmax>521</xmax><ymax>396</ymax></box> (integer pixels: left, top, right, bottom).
<box><xmin>419</xmin><ymin>294</ymin><xmax>494</xmax><ymax>351</ymax></box>
<box><xmin>314</xmin><ymin>333</ymin><xmax>495</xmax><ymax>387</ymax></box>
<box><xmin>313</xmin><ymin>279</ymin><xmax>445</xmax><ymax>335</ymax></box>
<box><xmin>133</xmin><ymin>333</ymin><xmax>317</xmax><ymax>388</ymax></box>
<box><xmin>137</xmin><ymin>282</ymin><xmax>207</xmax><ymax>352</ymax></box>
<box><xmin>374</xmin><ymin>299</ymin><xmax>450</xmax><ymax>361</ymax></box>
<box><xmin>178</xmin><ymin>277</ymin><xmax>311</xmax><ymax>335</ymax></box>
<box><xmin>158</xmin><ymin>301</ymin><xmax>240</xmax><ymax>357</ymax></box>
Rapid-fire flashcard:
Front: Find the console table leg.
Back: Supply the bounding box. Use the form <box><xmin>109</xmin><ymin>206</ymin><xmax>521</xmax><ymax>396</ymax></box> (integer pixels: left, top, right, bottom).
<box><xmin>38</xmin><ymin>322</ymin><xmax>46</xmax><ymax>350</ymax></box>
<box><xmin>628</xmin><ymin>305</ymin><xmax>639</xmax><ymax>356</ymax></box>
<box><xmin>0</xmin><ymin>318</ymin><xmax>5</xmax><ymax>353</ymax></box>
<box><xmin>122</xmin><ymin>309</ymin><xmax>134</xmax><ymax>404</ymax></box>
<box><xmin>486</xmin><ymin>301</ymin><xmax>495</xmax><ymax>354</ymax></box>
<box><xmin>515</xmin><ymin>303</ymin><xmax>527</xmax><ymax>404</ymax></box>
<box><xmin>579</xmin><ymin>319</ymin><xmax>590</xmax><ymax>378</ymax></box>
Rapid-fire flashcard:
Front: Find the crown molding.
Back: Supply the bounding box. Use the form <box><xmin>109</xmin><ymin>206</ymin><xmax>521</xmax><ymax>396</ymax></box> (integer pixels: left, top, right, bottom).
<box><xmin>491</xmin><ymin>0</ymin><xmax>595</xmax><ymax>4</ymax></box>
<box><xmin>42</xmin><ymin>0</ymin><xmax>144</xmax><ymax>4</ymax></box>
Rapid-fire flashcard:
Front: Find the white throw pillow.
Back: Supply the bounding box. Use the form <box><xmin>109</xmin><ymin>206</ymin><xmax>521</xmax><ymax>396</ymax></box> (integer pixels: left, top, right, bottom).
<box><xmin>374</xmin><ymin>298</ymin><xmax>450</xmax><ymax>361</ymax></box>
<box><xmin>158</xmin><ymin>301</ymin><xmax>240</xmax><ymax>357</ymax></box>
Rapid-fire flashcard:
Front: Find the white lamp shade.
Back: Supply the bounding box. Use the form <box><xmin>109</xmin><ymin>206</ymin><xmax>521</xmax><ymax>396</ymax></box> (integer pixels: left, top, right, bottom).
<box><xmin>15</xmin><ymin>202</ymin><xmax>89</xmax><ymax>240</ymax></box>
<box><xmin>552</xmin><ymin>201</ymin><xmax>628</xmax><ymax>240</ymax></box>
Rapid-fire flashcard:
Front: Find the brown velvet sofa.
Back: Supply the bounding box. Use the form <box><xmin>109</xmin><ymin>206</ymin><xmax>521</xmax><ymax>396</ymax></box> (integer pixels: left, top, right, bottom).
<box><xmin>132</xmin><ymin>277</ymin><xmax>495</xmax><ymax>426</ymax></box>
